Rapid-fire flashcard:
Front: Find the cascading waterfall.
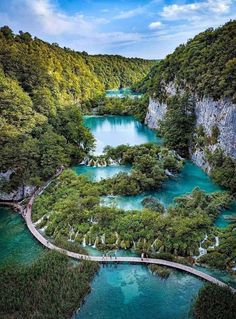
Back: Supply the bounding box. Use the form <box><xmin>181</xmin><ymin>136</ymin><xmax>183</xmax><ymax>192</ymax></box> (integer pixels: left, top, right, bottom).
<box><xmin>209</xmin><ymin>236</ymin><xmax>220</xmax><ymax>249</ymax></box>
<box><xmin>34</xmin><ymin>214</ymin><xmax>46</xmax><ymax>226</ymax></box>
<box><xmin>39</xmin><ymin>225</ymin><xmax>48</xmax><ymax>233</ymax></box>
<box><xmin>83</xmin><ymin>156</ymin><xmax>121</xmax><ymax>167</ymax></box>
<box><xmin>194</xmin><ymin>234</ymin><xmax>208</xmax><ymax>259</ymax></box>
<box><xmin>101</xmin><ymin>234</ymin><xmax>106</xmax><ymax>244</ymax></box>
<box><xmin>82</xmin><ymin>236</ymin><xmax>86</xmax><ymax>247</ymax></box>
<box><xmin>165</xmin><ymin>169</ymin><xmax>174</xmax><ymax>177</ymax></box>
<box><xmin>115</xmin><ymin>232</ymin><xmax>120</xmax><ymax>245</ymax></box>
<box><xmin>151</xmin><ymin>238</ymin><xmax>158</xmax><ymax>249</ymax></box>
<box><xmin>68</xmin><ymin>227</ymin><xmax>75</xmax><ymax>242</ymax></box>
<box><xmin>92</xmin><ymin>237</ymin><xmax>99</xmax><ymax>248</ymax></box>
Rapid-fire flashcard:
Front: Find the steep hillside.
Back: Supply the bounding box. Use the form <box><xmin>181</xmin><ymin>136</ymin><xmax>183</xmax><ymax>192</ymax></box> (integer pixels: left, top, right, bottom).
<box><xmin>0</xmin><ymin>26</ymin><xmax>154</xmax><ymax>198</ymax></box>
<box><xmin>85</xmin><ymin>54</ymin><xmax>155</xmax><ymax>90</ymax></box>
<box><xmin>143</xmin><ymin>20</ymin><xmax>236</xmax><ymax>193</ymax></box>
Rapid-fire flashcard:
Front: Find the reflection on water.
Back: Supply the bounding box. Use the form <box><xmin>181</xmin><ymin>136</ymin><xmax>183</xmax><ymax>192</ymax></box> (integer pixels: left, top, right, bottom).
<box><xmin>84</xmin><ymin>116</ymin><xmax>161</xmax><ymax>154</ymax></box>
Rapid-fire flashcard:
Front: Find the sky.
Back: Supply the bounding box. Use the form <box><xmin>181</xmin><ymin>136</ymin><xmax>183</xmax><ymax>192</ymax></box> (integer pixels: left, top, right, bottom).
<box><xmin>0</xmin><ymin>0</ymin><xmax>235</xmax><ymax>59</ymax></box>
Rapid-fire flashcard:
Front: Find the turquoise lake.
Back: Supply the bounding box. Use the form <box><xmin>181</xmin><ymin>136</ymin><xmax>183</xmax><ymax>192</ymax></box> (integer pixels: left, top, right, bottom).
<box><xmin>83</xmin><ymin>115</ymin><xmax>160</xmax><ymax>154</ymax></box>
<box><xmin>1</xmin><ymin>115</ymin><xmax>236</xmax><ymax>319</ymax></box>
<box><xmin>106</xmin><ymin>88</ymin><xmax>142</xmax><ymax>99</ymax></box>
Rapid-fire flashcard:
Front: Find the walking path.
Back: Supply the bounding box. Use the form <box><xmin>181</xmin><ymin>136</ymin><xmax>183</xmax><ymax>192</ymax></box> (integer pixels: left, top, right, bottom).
<box><xmin>1</xmin><ymin>168</ymin><xmax>235</xmax><ymax>293</ymax></box>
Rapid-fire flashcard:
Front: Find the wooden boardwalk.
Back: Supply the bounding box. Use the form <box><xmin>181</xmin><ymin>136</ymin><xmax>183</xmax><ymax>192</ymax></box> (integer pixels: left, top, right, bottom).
<box><xmin>1</xmin><ymin>168</ymin><xmax>235</xmax><ymax>293</ymax></box>
<box><xmin>23</xmin><ymin>196</ymin><xmax>236</xmax><ymax>293</ymax></box>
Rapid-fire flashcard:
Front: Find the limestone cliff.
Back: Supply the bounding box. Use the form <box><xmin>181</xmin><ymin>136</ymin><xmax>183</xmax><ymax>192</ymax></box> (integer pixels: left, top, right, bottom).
<box><xmin>0</xmin><ymin>170</ymin><xmax>35</xmax><ymax>201</ymax></box>
<box><xmin>145</xmin><ymin>87</ymin><xmax>236</xmax><ymax>172</ymax></box>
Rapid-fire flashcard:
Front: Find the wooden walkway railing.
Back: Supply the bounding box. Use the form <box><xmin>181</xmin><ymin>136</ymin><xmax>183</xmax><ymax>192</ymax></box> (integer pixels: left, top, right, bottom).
<box><xmin>24</xmin><ymin>196</ymin><xmax>236</xmax><ymax>293</ymax></box>
<box><xmin>1</xmin><ymin>167</ymin><xmax>235</xmax><ymax>293</ymax></box>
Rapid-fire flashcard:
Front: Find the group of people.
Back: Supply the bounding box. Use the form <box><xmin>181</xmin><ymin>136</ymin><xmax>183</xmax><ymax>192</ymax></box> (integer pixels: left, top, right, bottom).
<box><xmin>102</xmin><ymin>252</ymin><xmax>117</xmax><ymax>260</ymax></box>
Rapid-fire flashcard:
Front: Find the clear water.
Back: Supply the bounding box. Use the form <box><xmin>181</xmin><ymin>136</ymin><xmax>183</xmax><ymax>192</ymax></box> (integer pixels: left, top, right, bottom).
<box><xmin>106</xmin><ymin>88</ymin><xmax>142</xmax><ymax>98</ymax></box>
<box><xmin>83</xmin><ymin>115</ymin><xmax>160</xmax><ymax>154</ymax></box>
<box><xmin>73</xmin><ymin>164</ymin><xmax>131</xmax><ymax>182</ymax></box>
<box><xmin>0</xmin><ymin>206</ymin><xmax>42</xmax><ymax>265</ymax></box>
<box><xmin>1</xmin><ymin>115</ymin><xmax>236</xmax><ymax>319</ymax></box>
<box><xmin>74</xmin><ymin>115</ymin><xmax>236</xmax><ymax>318</ymax></box>
<box><xmin>77</xmin><ymin>264</ymin><xmax>203</xmax><ymax>319</ymax></box>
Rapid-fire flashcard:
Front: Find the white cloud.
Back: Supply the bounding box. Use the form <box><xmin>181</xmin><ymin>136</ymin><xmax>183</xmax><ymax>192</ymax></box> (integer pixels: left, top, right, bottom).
<box><xmin>0</xmin><ymin>0</ymin><xmax>142</xmax><ymax>54</ymax></box>
<box><xmin>114</xmin><ymin>6</ymin><xmax>146</xmax><ymax>19</ymax></box>
<box><xmin>25</xmin><ymin>0</ymin><xmax>101</xmax><ymax>36</ymax></box>
<box><xmin>149</xmin><ymin>21</ymin><xmax>163</xmax><ymax>30</ymax></box>
<box><xmin>161</xmin><ymin>0</ymin><xmax>232</xmax><ymax>20</ymax></box>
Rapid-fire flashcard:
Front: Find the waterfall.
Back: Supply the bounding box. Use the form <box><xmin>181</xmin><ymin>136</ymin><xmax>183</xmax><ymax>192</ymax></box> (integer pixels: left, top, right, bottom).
<box><xmin>40</xmin><ymin>225</ymin><xmax>48</xmax><ymax>233</ymax></box>
<box><xmin>34</xmin><ymin>214</ymin><xmax>46</xmax><ymax>226</ymax></box>
<box><xmin>165</xmin><ymin>169</ymin><xmax>174</xmax><ymax>177</ymax></box>
<box><xmin>215</xmin><ymin>236</ymin><xmax>219</xmax><ymax>247</ymax></box>
<box><xmin>92</xmin><ymin>237</ymin><xmax>99</xmax><ymax>248</ymax></box>
<box><xmin>87</xmin><ymin>159</ymin><xmax>95</xmax><ymax>167</ymax></box>
<box><xmin>74</xmin><ymin>231</ymin><xmax>78</xmax><ymax>240</ymax></box>
<box><xmin>151</xmin><ymin>238</ymin><xmax>158</xmax><ymax>249</ymax></box>
<box><xmin>68</xmin><ymin>227</ymin><xmax>75</xmax><ymax>242</ymax></box>
<box><xmin>82</xmin><ymin>236</ymin><xmax>86</xmax><ymax>247</ymax></box>
<box><xmin>194</xmin><ymin>234</ymin><xmax>208</xmax><ymax>259</ymax></box>
<box><xmin>209</xmin><ymin>236</ymin><xmax>220</xmax><ymax>249</ymax></box>
<box><xmin>101</xmin><ymin>234</ymin><xmax>105</xmax><ymax>245</ymax></box>
<box><xmin>115</xmin><ymin>232</ymin><xmax>119</xmax><ymax>245</ymax></box>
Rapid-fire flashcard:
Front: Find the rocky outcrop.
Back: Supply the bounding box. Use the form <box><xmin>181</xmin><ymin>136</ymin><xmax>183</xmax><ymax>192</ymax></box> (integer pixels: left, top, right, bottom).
<box><xmin>0</xmin><ymin>170</ymin><xmax>35</xmax><ymax>201</ymax></box>
<box><xmin>194</xmin><ymin>97</ymin><xmax>236</xmax><ymax>159</ymax></box>
<box><xmin>0</xmin><ymin>185</ymin><xmax>36</xmax><ymax>201</ymax></box>
<box><xmin>145</xmin><ymin>84</ymin><xmax>236</xmax><ymax>171</ymax></box>
<box><xmin>145</xmin><ymin>97</ymin><xmax>167</xmax><ymax>129</ymax></box>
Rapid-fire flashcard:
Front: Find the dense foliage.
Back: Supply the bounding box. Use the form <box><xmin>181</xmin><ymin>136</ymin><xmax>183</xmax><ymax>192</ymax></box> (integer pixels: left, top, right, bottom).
<box><xmin>194</xmin><ymin>284</ymin><xmax>236</xmax><ymax>319</ymax></box>
<box><xmin>94</xmin><ymin>95</ymin><xmax>149</xmax><ymax>122</ymax></box>
<box><xmin>32</xmin><ymin>169</ymin><xmax>232</xmax><ymax>259</ymax></box>
<box><xmin>159</xmin><ymin>94</ymin><xmax>196</xmax><ymax>157</ymax></box>
<box><xmin>145</xmin><ymin>20</ymin><xmax>236</xmax><ymax>102</ymax></box>
<box><xmin>0</xmin><ymin>26</ymin><xmax>154</xmax><ymax>192</ymax></box>
<box><xmin>206</xmin><ymin>149</ymin><xmax>236</xmax><ymax>194</ymax></box>
<box><xmin>199</xmin><ymin>223</ymin><xmax>236</xmax><ymax>269</ymax></box>
<box><xmin>136</xmin><ymin>20</ymin><xmax>236</xmax><ymax>191</ymax></box>
<box><xmin>0</xmin><ymin>251</ymin><xmax>99</xmax><ymax>319</ymax></box>
<box><xmin>100</xmin><ymin>143</ymin><xmax>182</xmax><ymax>195</ymax></box>
<box><xmin>85</xmin><ymin>54</ymin><xmax>155</xmax><ymax>90</ymax></box>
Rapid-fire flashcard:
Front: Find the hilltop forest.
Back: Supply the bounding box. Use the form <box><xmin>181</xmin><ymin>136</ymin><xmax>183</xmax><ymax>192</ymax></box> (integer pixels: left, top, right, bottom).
<box><xmin>135</xmin><ymin>20</ymin><xmax>236</xmax><ymax>193</ymax></box>
<box><xmin>0</xmin><ymin>26</ymin><xmax>154</xmax><ymax>193</ymax></box>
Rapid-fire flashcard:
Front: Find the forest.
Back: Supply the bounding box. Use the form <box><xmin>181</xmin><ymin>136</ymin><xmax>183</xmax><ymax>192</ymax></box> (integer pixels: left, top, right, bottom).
<box><xmin>134</xmin><ymin>20</ymin><xmax>236</xmax><ymax>192</ymax></box>
<box><xmin>0</xmin><ymin>26</ymin><xmax>155</xmax><ymax>194</ymax></box>
<box><xmin>194</xmin><ymin>283</ymin><xmax>236</xmax><ymax>319</ymax></box>
<box><xmin>32</xmin><ymin>162</ymin><xmax>235</xmax><ymax>269</ymax></box>
<box><xmin>0</xmin><ymin>251</ymin><xmax>99</xmax><ymax>319</ymax></box>
<box><xmin>138</xmin><ymin>20</ymin><xmax>236</xmax><ymax>102</ymax></box>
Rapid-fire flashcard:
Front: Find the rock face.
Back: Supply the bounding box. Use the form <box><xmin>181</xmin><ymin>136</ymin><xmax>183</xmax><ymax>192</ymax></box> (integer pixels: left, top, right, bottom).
<box><xmin>0</xmin><ymin>170</ymin><xmax>35</xmax><ymax>201</ymax></box>
<box><xmin>145</xmin><ymin>86</ymin><xmax>236</xmax><ymax>171</ymax></box>
<box><xmin>145</xmin><ymin>97</ymin><xmax>167</xmax><ymax>129</ymax></box>
<box><xmin>194</xmin><ymin>97</ymin><xmax>236</xmax><ymax>159</ymax></box>
<box><xmin>0</xmin><ymin>185</ymin><xmax>36</xmax><ymax>201</ymax></box>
